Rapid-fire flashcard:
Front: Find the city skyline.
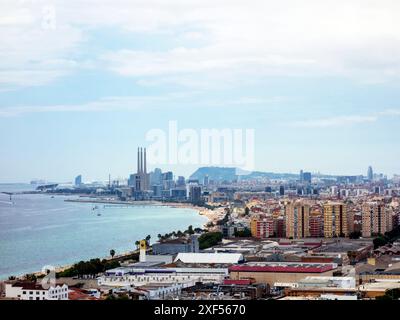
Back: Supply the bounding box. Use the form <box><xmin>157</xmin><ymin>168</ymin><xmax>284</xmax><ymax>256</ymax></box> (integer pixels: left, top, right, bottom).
<box><xmin>12</xmin><ymin>164</ymin><xmax>393</xmax><ymax>185</ymax></box>
<box><xmin>1</xmin><ymin>1</ymin><xmax>400</xmax><ymax>182</ymax></box>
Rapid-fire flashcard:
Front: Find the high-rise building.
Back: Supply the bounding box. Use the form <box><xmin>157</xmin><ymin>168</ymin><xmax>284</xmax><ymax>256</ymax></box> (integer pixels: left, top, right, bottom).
<box><xmin>347</xmin><ymin>210</ymin><xmax>356</xmax><ymax>234</ymax></box>
<box><xmin>176</xmin><ymin>176</ymin><xmax>186</xmax><ymax>187</ymax></box>
<box><xmin>189</xmin><ymin>185</ymin><xmax>202</xmax><ymax>204</ymax></box>
<box><xmin>309</xmin><ymin>207</ymin><xmax>323</xmax><ymax>238</ymax></box>
<box><xmin>362</xmin><ymin>202</ymin><xmax>392</xmax><ymax>237</ymax></box>
<box><xmin>150</xmin><ymin>168</ymin><xmax>162</xmax><ymax>186</ymax></box>
<box><xmin>285</xmin><ymin>201</ymin><xmax>310</xmax><ymax>238</ymax></box>
<box><xmin>74</xmin><ymin>175</ymin><xmax>82</xmax><ymax>187</ymax></box>
<box><xmin>367</xmin><ymin>166</ymin><xmax>373</xmax><ymax>181</ymax></box>
<box><xmin>323</xmin><ymin>202</ymin><xmax>348</xmax><ymax>238</ymax></box>
<box><xmin>250</xmin><ymin>215</ymin><xmax>274</xmax><ymax>239</ymax></box>
<box><xmin>279</xmin><ymin>186</ymin><xmax>285</xmax><ymax>196</ymax></box>
<box><xmin>300</xmin><ymin>170</ymin><xmax>304</xmax><ymax>182</ymax></box>
<box><xmin>203</xmin><ymin>175</ymin><xmax>209</xmax><ymax>187</ymax></box>
<box><xmin>162</xmin><ymin>171</ymin><xmax>174</xmax><ymax>191</ymax></box>
<box><xmin>303</xmin><ymin>172</ymin><xmax>312</xmax><ymax>184</ymax></box>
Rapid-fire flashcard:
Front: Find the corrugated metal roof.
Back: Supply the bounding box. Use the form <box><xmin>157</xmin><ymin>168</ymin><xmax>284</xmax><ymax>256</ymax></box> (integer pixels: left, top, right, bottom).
<box><xmin>229</xmin><ymin>264</ymin><xmax>334</xmax><ymax>273</ymax></box>
<box><xmin>174</xmin><ymin>253</ymin><xmax>243</xmax><ymax>264</ymax></box>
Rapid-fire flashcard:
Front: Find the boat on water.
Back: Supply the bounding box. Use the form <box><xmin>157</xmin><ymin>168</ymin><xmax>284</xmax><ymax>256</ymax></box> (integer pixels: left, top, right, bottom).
<box><xmin>97</xmin><ymin>213</ymin><xmax>101</xmax><ymax>216</ymax></box>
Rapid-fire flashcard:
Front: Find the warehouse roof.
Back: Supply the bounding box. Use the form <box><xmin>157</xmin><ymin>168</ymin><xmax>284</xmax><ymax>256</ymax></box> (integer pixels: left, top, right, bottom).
<box><xmin>229</xmin><ymin>262</ymin><xmax>336</xmax><ymax>273</ymax></box>
<box><xmin>174</xmin><ymin>253</ymin><xmax>244</xmax><ymax>264</ymax></box>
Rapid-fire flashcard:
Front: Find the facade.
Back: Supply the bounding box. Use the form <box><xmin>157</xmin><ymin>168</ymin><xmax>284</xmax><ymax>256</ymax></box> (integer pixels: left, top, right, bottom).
<box><xmin>174</xmin><ymin>252</ymin><xmax>244</xmax><ymax>264</ymax></box>
<box><xmin>99</xmin><ymin>268</ymin><xmax>227</xmax><ymax>288</ymax></box>
<box><xmin>274</xmin><ymin>216</ymin><xmax>286</xmax><ymax>238</ymax></box>
<box><xmin>285</xmin><ymin>202</ymin><xmax>310</xmax><ymax>239</ymax></box>
<box><xmin>152</xmin><ymin>235</ymin><xmax>199</xmax><ymax>255</ymax></box>
<box><xmin>309</xmin><ymin>209</ymin><xmax>323</xmax><ymax>238</ymax></box>
<box><xmin>323</xmin><ymin>202</ymin><xmax>348</xmax><ymax>238</ymax></box>
<box><xmin>74</xmin><ymin>175</ymin><xmax>82</xmax><ymax>187</ymax></box>
<box><xmin>250</xmin><ymin>215</ymin><xmax>274</xmax><ymax>239</ymax></box>
<box><xmin>303</xmin><ymin>172</ymin><xmax>312</xmax><ymax>184</ymax></box>
<box><xmin>367</xmin><ymin>166</ymin><xmax>374</xmax><ymax>181</ymax></box>
<box><xmin>5</xmin><ymin>282</ymin><xmax>68</xmax><ymax>300</ymax></box>
<box><xmin>362</xmin><ymin>202</ymin><xmax>393</xmax><ymax>237</ymax></box>
<box><xmin>189</xmin><ymin>185</ymin><xmax>202</xmax><ymax>204</ymax></box>
<box><xmin>229</xmin><ymin>262</ymin><xmax>337</xmax><ymax>286</ymax></box>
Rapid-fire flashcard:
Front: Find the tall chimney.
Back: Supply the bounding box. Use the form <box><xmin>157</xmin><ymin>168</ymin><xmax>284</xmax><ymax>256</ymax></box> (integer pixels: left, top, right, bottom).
<box><xmin>144</xmin><ymin>148</ymin><xmax>147</xmax><ymax>174</ymax></box>
<box><xmin>140</xmin><ymin>148</ymin><xmax>143</xmax><ymax>173</ymax></box>
<box><xmin>137</xmin><ymin>147</ymin><xmax>140</xmax><ymax>173</ymax></box>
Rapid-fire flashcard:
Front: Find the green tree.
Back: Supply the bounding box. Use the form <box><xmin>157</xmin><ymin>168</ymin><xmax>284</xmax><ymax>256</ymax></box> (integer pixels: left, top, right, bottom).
<box><xmin>244</xmin><ymin>207</ymin><xmax>250</xmax><ymax>216</ymax></box>
<box><xmin>349</xmin><ymin>231</ymin><xmax>361</xmax><ymax>239</ymax></box>
<box><xmin>135</xmin><ymin>240</ymin><xmax>140</xmax><ymax>250</ymax></box>
<box><xmin>186</xmin><ymin>225</ymin><xmax>194</xmax><ymax>235</ymax></box>
<box><xmin>145</xmin><ymin>234</ymin><xmax>151</xmax><ymax>245</ymax></box>
<box><xmin>25</xmin><ymin>273</ymin><xmax>37</xmax><ymax>282</ymax></box>
<box><xmin>373</xmin><ymin>236</ymin><xmax>388</xmax><ymax>249</ymax></box>
<box><xmin>198</xmin><ymin>232</ymin><xmax>223</xmax><ymax>249</ymax></box>
<box><xmin>376</xmin><ymin>288</ymin><xmax>400</xmax><ymax>300</ymax></box>
<box><xmin>234</xmin><ymin>228</ymin><xmax>252</xmax><ymax>237</ymax></box>
<box><xmin>110</xmin><ymin>249</ymin><xmax>116</xmax><ymax>259</ymax></box>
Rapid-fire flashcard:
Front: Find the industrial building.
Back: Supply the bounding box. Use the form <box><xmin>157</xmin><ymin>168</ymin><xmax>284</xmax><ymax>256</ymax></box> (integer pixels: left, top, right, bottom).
<box><xmin>229</xmin><ymin>262</ymin><xmax>337</xmax><ymax>286</ymax></box>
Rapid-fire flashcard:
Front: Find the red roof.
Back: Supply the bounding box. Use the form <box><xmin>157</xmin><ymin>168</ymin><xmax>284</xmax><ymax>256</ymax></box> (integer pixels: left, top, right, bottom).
<box><xmin>229</xmin><ymin>265</ymin><xmax>334</xmax><ymax>273</ymax></box>
<box><xmin>223</xmin><ymin>279</ymin><xmax>252</xmax><ymax>285</ymax></box>
<box><xmin>68</xmin><ymin>289</ymin><xmax>99</xmax><ymax>300</ymax></box>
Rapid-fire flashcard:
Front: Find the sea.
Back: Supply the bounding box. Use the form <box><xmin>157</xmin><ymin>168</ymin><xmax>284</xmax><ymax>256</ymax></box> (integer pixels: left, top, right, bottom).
<box><xmin>0</xmin><ymin>183</ymin><xmax>207</xmax><ymax>280</ymax></box>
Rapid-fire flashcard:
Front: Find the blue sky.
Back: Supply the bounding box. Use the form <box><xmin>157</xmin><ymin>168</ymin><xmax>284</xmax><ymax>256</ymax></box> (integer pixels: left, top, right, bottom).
<box><xmin>0</xmin><ymin>1</ymin><xmax>400</xmax><ymax>182</ymax></box>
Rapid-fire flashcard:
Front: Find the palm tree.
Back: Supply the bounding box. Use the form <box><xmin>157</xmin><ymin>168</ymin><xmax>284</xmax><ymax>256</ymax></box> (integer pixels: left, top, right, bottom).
<box><xmin>110</xmin><ymin>249</ymin><xmax>116</xmax><ymax>259</ymax></box>
<box><xmin>145</xmin><ymin>235</ymin><xmax>151</xmax><ymax>245</ymax></box>
<box><xmin>135</xmin><ymin>240</ymin><xmax>140</xmax><ymax>250</ymax></box>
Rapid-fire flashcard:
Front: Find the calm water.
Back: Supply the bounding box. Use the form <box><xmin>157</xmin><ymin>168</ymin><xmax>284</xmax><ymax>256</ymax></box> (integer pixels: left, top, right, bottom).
<box><xmin>0</xmin><ymin>184</ymin><xmax>206</xmax><ymax>279</ymax></box>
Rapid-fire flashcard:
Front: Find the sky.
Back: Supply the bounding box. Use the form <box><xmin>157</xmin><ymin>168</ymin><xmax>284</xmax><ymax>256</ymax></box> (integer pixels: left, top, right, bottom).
<box><xmin>0</xmin><ymin>0</ymin><xmax>400</xmax><ymax>182</ymax></box>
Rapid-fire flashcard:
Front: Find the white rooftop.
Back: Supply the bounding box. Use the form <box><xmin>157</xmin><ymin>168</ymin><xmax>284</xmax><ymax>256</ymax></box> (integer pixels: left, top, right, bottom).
<box><xmin>174</xmin><ymin>252</ymin><xmax>243</xmax><ymax>264</ymax></box>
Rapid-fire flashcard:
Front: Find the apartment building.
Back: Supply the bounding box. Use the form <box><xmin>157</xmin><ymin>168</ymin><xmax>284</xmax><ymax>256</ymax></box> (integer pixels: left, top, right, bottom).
<box><xmin>323</xmin><ymin>202</ymin><xmax>348</xmax><ymax>238</ymax></box>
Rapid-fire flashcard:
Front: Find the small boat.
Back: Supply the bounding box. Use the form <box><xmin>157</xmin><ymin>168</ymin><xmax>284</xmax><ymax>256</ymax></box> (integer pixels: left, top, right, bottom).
<box><xmin>97</xmin><ymin>213</ymin><xmax>102</xmax><ymax>216</ymax></box>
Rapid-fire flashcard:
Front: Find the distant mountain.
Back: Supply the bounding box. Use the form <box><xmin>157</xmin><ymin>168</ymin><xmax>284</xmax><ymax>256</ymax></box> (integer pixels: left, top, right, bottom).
<box><xmin>189</xmin><ymin>167</ymin><xmax>238</xmax><ymax>182</ymax></box>
<box><xmin>189</xmin><ymin>167</ymin><xmax>300</xmax><ymax>182</ymax></box>
<box><xmin>189</xmin><ymin>166</ymin><xmax>340</xmax><ymax>182</ymax></box>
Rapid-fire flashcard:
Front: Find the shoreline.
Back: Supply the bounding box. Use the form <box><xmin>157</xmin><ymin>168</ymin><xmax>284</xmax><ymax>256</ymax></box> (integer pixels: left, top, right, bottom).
<box><xmin>63</xmin><ymin>196</ymin><xmax>223</xmax><ymax>229</ymax></box>
<box><xmin>1</xmin><ymin>194</ymin><xmax>222</xmax><ymax>281</ymax></box>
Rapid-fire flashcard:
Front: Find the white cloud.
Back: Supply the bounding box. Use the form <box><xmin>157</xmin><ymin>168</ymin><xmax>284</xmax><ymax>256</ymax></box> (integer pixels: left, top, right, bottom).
<box><xmin>0</xmin><ymin>92</ymin><xmax>290</xmax><ymax>117</ymax></box>
<box><xmin>2</xmin><ymin>0</ymin><xmax>400</xmax><ymax>88</ymax></box>
<box><xmin>289</xmin><ymin>108</ymin><xmax>400</xmax><ymax>128</ymax></box>
<box><xmin>291</xmin><ymin>115</ymin><xmax>378</xmax><ymax>128</ymax></box>
<box><xmin>95</xmin><ymin>0</ymin><xmax>400</xmax><ymax>84</ymax></box>
<box><xmin>0</xmin><ymin>94</ymin><xmax>191</xmax><ymax>117</ymax></box>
